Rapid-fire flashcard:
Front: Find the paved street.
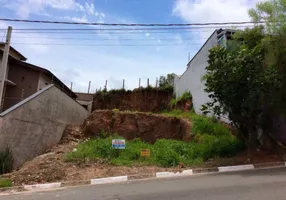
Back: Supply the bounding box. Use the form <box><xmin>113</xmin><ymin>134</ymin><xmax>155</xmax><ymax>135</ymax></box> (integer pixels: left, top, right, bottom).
<box><xmin>2</xmin><ymin>167</ymin><xmax>286</xmax><ymax>200</ymax></box>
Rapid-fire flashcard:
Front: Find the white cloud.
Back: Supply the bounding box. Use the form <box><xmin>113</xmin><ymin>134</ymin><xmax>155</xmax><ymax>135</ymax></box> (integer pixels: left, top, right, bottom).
<box><xmin>100</xmin><ymin>13</ymin><xmax>105</xmax><ymax>18</ymax></box>
<box><xmin>173</xmin><ymin>0</ymin><xmax>261</xmax><ymax>51</ymax></box>
<box><xmin>63</xmin><ymin>15</ymin><xmax>88</xmax><ymax>23</ymax></box>
<box><xmin>0</xmin><ymin>21</ymin><xmax>54</xmax><ymax>53</ymax></box>
<box><xmin>4</xmin><ymin>0</ymin><xmax>103</xmax><ymax>19</ymax></box>
<box><xmin>5</xmin><ymin>0</ymin><xmax>77</xmax><ymax>18</ymax></box>
<box><xmin>46</xmin><ymin>0</ymin><xmax>77</xmax><ymax>10</ymax></box>
<box><xmin>145</xmin><ymin>33</ymin><xmax>150</xmax><ymax>37</ymax></box>
<box><xmin>84</xmin><ymin>2</ymin><xmax>95</xmax><ymax>15</ymax></box>
<box><xmin>173</xmin><ymin>0</ymin><xmax>260</xmax><ymax>23</ymax></box>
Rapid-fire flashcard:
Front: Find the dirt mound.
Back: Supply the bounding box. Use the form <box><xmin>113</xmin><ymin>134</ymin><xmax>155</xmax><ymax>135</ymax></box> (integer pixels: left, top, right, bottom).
<box><xmin>3</xmin><ymin>141</ymin><xmax>171</xmax><ymax>186</ymax></box>
<box><xmin>60</xmin><ymin>125</ymin><xmax>83</xmax><ymax>144</ymax></box>
<box><xmin>4</xmin><ymin>143</ymin><xmax>75</xmax><ymax>185</ymax></box>
<box><xmin>83</xmin><ymin>110</ymin><xmax>192</xmax><ymax>143</ymax></box>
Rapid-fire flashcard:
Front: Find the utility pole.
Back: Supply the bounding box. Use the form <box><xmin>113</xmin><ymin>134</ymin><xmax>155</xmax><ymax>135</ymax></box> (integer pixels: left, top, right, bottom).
<box><xmin>0</xmin><ymin>26</ymin><xmax>12</xmax><ymax>111</ymax></box>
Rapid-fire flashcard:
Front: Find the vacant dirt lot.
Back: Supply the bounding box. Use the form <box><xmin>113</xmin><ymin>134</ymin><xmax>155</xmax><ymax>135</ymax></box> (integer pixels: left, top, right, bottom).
<box><xmin>3</xmin><ymin>125</ymin><xmax>284</xmax><ymax>186</ymax></box>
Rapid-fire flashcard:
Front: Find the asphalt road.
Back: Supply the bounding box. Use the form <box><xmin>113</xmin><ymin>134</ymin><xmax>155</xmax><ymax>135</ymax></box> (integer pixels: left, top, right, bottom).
<box><xmin>2</xmin><ymin>167</ymin><xmax>286</xmax><ymax>200</ymax></box>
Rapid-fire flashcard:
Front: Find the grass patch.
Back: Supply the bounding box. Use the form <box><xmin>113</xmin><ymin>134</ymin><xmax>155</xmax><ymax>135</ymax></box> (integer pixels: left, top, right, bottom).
<box><xmin>66</xmin><ymin>110</ymin><xmax>244</xmax><ymax>167</ymax></box>
<box><xmin>66</xmin><ymin>135</ymin><xmax>243</xmax><ymax>168</ymax></box>
<box><xmin>162</xmin><ymin>110</ymin><xmax>231</xmax><ymax>136</ymax></box>
<box><xmin>0</xmin><ymin>178</ymin><xmax>12</xmax><ymax>188</ymax></box>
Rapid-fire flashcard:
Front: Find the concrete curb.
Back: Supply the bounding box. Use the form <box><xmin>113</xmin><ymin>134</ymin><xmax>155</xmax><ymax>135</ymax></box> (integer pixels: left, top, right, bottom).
<box><xmin>218</xmin><ymin>164</ymin><xmax>255</xmax><ymax>172</ymax></box>
<box><xmin>1</xmin><ymin>162</ymin><xmax>285</xmax><ymax>193</ymax></box>
<box><xmin>91</xmin><ymin>176</ymin><xmax>128</xmax><ymax>185</ymax></box>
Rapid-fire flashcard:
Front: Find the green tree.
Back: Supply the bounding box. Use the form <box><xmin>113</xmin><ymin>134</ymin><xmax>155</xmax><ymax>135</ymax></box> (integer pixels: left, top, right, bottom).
<box><xmin>248</xmin><ymin>0</ymin><xmax>286</xmax><ymax>35</ymax></box>
<box><xmin>159</xmin><ymin>73</ymin><xmax>175</xmax><ymax>90</ymax></box>
<box><xmin>203</xmin><ymin>26</ymin><xmax>281</xmax><ymax>147</ymax></box>
<box><xmin>249</xmin><ymin>0</ymin><xmax>286</xmax><ymax>113</ymax></box>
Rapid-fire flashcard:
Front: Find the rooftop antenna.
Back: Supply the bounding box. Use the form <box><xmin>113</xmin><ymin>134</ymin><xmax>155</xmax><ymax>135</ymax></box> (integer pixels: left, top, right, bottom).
<box><xmin>188</xmin><ymin>53</ymin><xmax>190</xmax><ymax>62</ymax></box>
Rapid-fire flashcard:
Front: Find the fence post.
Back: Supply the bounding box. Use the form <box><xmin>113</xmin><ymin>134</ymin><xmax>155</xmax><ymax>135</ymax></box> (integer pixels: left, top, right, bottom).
<box><xmin>156</xmin><ymin>77</ymin><xmax>158</xmax><ymax>88</ymax></box>
<box><xmin>123</xmin><ymin>79</ymin><xmax>125</xmax><ymax>89</ymax></box>
<box><xmin>104</xmin><ymin>80</ymin><xmax>107</xmax><ymax>90</ymax></box>
<box><xmin>139</xmin><ymin>78</ymin><xmax>141</xmax><ymax>88</ymax></box>
<box><xmin>88</xmin><ymin>81</ymin><xmax>91</xmax><ymax>94</ymax></box>
<box><xmin>147</xmin><ymin>78</ymin><xmax>149</xmax><ymax>87</ymax></box>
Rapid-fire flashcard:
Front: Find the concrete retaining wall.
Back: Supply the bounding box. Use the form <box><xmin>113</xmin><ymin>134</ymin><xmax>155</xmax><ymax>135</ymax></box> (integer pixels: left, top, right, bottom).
<box><xmin>0</xmin><ymin>84</ymin><xmax>89</xmax><ymax>167</ymax></box>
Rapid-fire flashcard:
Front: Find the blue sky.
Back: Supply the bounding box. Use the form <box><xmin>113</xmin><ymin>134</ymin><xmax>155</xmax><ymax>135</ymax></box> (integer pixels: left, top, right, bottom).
<box><xmin>0</xmin><ymin>0</ymin><xmax>260</xmax><ymax>92</ymax></box>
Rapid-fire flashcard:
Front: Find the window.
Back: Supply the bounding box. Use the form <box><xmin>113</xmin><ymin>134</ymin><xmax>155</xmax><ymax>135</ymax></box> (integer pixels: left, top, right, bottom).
<box><xmin>218</xmin><ymin>35</ymin><xmax>226</xmax><ymax>47</ymax></box>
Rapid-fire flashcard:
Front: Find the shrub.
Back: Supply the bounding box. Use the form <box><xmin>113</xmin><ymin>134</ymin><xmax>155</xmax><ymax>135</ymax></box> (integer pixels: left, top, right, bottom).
<box><xmin>169</xmin><ymin>92</ymin><xmax>193</xmax><ymax>108</ymax></box>
<box><xmin>0</xmin><ymin>147</ymin><xmax>14</xmax><ymax>174</ymax></box>
<box><xmin>178</xmin><ymin>92</ymin><xmax>192</xmax><ymax>102</ymax></box>
<box><xmin>169</xmin><ymin>98</ymin><xmax>177</xmax><ymax>107</ymax></box>
<box><xmin>0</xmin><ymin>178</ymin><xmax>12</xmax><ymax>188</ymax></box>
<box><xmin>191</xmin><ymin>114</ymin><xmax>231</xmax><ymax>136</ymax></box>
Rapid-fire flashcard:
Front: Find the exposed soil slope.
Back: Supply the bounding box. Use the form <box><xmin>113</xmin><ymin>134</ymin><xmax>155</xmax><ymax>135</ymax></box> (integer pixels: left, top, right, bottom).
<box><xmin>83</xmin><ymin>110</ymin><xmax>192</xmax><ymax>143</ymax></box>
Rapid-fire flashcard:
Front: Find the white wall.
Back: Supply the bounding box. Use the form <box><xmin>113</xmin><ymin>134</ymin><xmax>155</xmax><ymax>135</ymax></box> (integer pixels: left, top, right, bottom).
<box><xmin>174</xmin><ymin>31</ymin><xmax>218</xmax><ymax>114</ymax></box>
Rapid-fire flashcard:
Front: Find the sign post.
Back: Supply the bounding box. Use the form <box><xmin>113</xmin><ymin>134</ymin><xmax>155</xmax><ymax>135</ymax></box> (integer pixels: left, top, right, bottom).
<box><xmin>140</xmin><ymin>149</ymin><xmax>151</xmax><ymax>158</ymax></box>
<box><xmin>112</xmin><ymin>139</ymin><xmax>125</xmax><ymax>149</ymax></box>
<box><xmin>112</xmin><ymin>139</ymin><xmax>125</xmax><ymax>157</ymax></box>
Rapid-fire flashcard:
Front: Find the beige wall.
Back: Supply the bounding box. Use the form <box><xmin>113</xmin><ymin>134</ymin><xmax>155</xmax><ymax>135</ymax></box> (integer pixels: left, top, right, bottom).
<box><xmin>37</xmin><ymin>72</ymin><xmax>52</xmax><ymax>91</ymax></box>
<box><xmin>0</xmin><ymin>85</ymin><xmax>89</xmax><ymax>167</ymax></box>
<box><xmin>0</xmin><ymin>45</ymin><xmax>24</xmax><ymax>61</ymax></box>
<box><xmin>3</xmin><ymin>63</ymin><xmax>40</xmax><ymax>111</ymax></box>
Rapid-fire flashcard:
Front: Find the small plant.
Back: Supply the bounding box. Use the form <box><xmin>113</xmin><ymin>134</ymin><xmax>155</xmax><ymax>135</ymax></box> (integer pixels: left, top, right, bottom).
<box><xmin>169</xmin><ymin>92</ymin><xmax>193</xmax><ymax>108</ymax></box>
<box><xmin>178</xmin><ymin>92</ymin><xmax>192</xmax><ymax>102</ymax></box>
<box><xmin>0</xmin><ymin>178</ymin><xmax>12</xmax><ymax>188</ymax></box>
<box><xmin>169</xmin><ymin>98</ymin><xmax>177</xmax><ymax>107</ymax></box>
<box><xmin>0</xmin><ymin>147</ymin><xmax>14</xmax><ymax>174</ymax></box>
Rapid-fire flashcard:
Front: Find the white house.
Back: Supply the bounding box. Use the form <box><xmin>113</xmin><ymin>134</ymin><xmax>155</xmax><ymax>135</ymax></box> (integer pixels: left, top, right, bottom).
<box><xmin>174</xmin><ymin>29</ymin><xmax>235</xmax><ymax>115</ymax></box>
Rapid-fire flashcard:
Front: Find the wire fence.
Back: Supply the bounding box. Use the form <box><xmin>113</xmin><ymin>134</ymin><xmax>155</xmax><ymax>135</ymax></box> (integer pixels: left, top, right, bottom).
<box><xmin>70</xmin><ymin>77</ymin><xmax>165</xmax><ymax>94</ymax></box>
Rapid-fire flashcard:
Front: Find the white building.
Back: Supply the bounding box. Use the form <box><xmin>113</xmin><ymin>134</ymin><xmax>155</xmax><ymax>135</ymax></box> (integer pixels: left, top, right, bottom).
<box><xmin>174</xmin><ymin>29</ymin><xmax>235</xmax><ymax>115</ymax></box>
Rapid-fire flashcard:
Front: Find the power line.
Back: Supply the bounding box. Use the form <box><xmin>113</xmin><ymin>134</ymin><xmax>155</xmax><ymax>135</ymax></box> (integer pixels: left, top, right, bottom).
<box><xmin>11</xmin><ymin>42</ymin><xmax>202</xmax><ymax>47</ymax></box>
<box><xmin>0</xmin><ymin>29</ymin><xmax>248</xmax><ymax>35</ymax></box>
<box><xmin>11</xmin><ymin>36</ymin><xmax>210</xmax><ymax>41</ymax></box>
<box><xmin>0</xmin><ymin>25</ymin><xmax>253</xmax><ymax>37</ymax></box>
<box><xmin>0</xmin><ymin>18</ymin><xmax>263</xmax><ymax>26</ymax></box>
<box><xmin>0</xmin><ymin>25</ymin><xmax>253</xmax><ymax>31</ymax></box>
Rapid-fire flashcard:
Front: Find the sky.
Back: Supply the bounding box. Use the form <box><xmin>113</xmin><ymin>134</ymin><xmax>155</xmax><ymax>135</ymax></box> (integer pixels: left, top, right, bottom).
<box><xmin>0</xmin><ymin>0</ymin><xmax>261</xmax><ymax>92</ymax></box>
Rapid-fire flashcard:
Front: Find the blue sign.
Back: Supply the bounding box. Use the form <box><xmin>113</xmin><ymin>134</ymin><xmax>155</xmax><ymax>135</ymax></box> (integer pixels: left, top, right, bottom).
<box><xmin>112</xmin><ymin>139</ymin><xmax>125</xmax><ymax>149</ymax></box>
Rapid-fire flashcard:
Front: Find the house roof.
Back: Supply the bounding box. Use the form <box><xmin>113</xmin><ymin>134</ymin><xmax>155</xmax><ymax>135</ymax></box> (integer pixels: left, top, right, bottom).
<box><xmin>74</xmin><ymin>92</ymin><xmax>94</xmax><ymax>101</ymax></box>
<box><xmin>11</xmin><ymin>59</ymin><xmax>77</xmax><ymax>98</ymax></box>
<box><xmin>186</xmin><ymin>29</ymin><xmax>218</xmax><ymax>68</ymax></box>
<box><xmin>186</xmin><ymin>28</ymin><xmax>236</xmax><ymax>68</ymax></box>
<box><xmin>0</xmin><ymin>43</ymin><xmax>27</xmax><ymax>61</ymax></box>
<box><xmin>0</xmin><ymin>44</ymin><xmax>76</xmax><ymax>98</ymax></box>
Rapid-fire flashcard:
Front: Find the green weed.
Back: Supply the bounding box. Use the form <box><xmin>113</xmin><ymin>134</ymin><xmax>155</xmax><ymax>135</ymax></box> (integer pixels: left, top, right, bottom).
<box><xmin>0</xmin><ymin>178</ymin><xmax>12</xmax><ymax>188</ymax></box>
<box><xmin>0</xmin><ymin>147</ymin><xmax>14</xmax><ymax>175</ymax></box>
